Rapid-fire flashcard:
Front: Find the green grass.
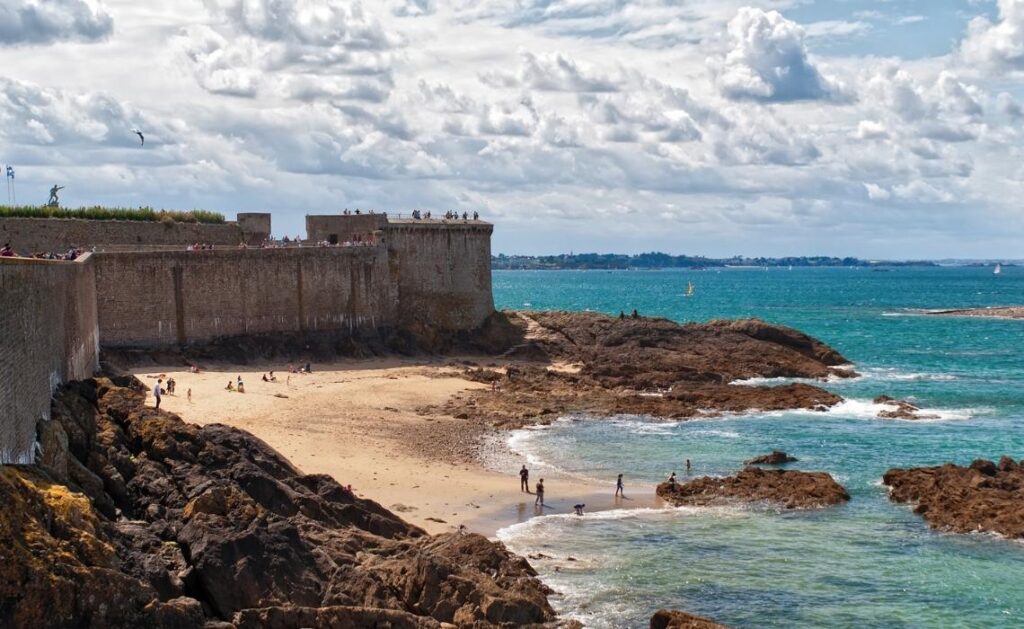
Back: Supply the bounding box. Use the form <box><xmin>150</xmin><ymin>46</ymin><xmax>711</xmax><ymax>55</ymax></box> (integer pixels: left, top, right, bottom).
<box><xmin>0</xmin><ymin>205</ymin><xmax>226</xmax><ymax>224</ymax></box>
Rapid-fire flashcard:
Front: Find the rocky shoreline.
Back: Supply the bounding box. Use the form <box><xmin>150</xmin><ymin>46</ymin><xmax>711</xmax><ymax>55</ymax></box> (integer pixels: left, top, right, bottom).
<box><xmin>4</xmin><ymin>378</ymin><xmax>558</xmax><ymax>628</ymax></box>
<box><xmin>437</xmin><ymin>311</ymin><xmax>851</xmax><ymax>430</ymax></box>
<box><xmin>883</xmin><ymin>458</ymin><xmax>1024</xmax><ymax>538</ymax></box>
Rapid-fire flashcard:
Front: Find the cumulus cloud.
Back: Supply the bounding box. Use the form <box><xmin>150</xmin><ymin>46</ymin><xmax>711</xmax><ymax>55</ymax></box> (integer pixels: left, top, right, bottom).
<box><xmin>961</xmin><ymin>0</ymin><xmax>1024</xmax><ymax>70</ymax></box>
<box><xmin>482</xmin><ymin>50</ymin><xmax>619</xmax><ymax>92</ymax></box>
<box><xmin>176</xmin><ymin>0</ymin><xmax>397</xmax><ymax>99</ymax></box>
<box><xmin>0</xmin><ymin>76</ymin><xmax>155</xmax><ymax>147</ymax></box>
<box><xmin>712</xmin><ymin>8</ymin><xmax>845</xmax><ymax>103</ymax></box>
<box><xmin>204</xmin><ymin>0</ymin><xmax>391</xmax><ymax>49</ymax></box>
<box><xmin>0</xmin><ymin>0</ymin><xmax>112</xmax><ymax>45</ymax></box>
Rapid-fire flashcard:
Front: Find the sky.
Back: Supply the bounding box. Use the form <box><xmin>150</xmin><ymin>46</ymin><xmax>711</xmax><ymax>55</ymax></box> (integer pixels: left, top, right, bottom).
<box><xmin>1</xmin><ymin>0</ymin><xmax>1023</xmax><ymax>258</ymax></box>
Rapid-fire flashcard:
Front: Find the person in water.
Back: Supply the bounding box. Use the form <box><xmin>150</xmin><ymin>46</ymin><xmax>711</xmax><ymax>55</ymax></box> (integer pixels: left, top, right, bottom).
<box><xmin>574</xmin><ymin>504</ymin><xmax>585</xmax><ymax>516</ymax></box>
<box><xmin>615</xmin><ymin>473</ymin><xmax>624</xmax><ymax>498</ymax></box>
<box><xmin>686</xmin><ymin>459</ymin><xmax>691</xmax><ymax>473</ymax></box>
<box><xmin>535</xmin><ymin>479</ymin><xmax>545</xmax><ymax>506</ymax></box>
<box><xmin>520</xmin><ymin>465</ymin><xmax>530</xmax><ymax>492</ymax></box>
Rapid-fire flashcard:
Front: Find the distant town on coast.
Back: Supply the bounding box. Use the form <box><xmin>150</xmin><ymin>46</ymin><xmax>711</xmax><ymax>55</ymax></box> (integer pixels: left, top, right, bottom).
<box><xmin>492</xmin><ymin>252</ymin><xmax>1017</xmax><ymax>270</ymax></box>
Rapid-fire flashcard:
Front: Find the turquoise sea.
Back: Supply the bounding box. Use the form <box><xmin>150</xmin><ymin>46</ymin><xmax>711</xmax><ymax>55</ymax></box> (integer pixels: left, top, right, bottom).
<box><xmin>491</xmin><ymin>266</ymin><xmax>1024</xmax><ymax>628</ymax></box>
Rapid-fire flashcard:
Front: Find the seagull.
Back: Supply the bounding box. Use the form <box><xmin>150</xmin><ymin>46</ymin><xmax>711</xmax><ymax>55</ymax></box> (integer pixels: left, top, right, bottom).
<box><xmin>132</xmin><ymin>128</ymin><xmax>145</xmax><ymax>146</ymax></box>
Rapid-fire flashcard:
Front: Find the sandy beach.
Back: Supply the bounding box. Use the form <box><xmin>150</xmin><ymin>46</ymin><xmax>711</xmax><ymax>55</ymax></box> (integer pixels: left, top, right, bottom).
<box><xmin>135</xmin><ymin>359</ymin><xmax>657</xmax><ymax>535</ymax></box>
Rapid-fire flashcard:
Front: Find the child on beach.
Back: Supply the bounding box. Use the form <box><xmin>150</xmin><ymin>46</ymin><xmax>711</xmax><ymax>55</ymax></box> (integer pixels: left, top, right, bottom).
<box><xmin>615</xmin><ymin>474</ymin><xmax>624</xmax><ymax>498</ymax></box>
<box><xmin>535</xmin><ymin>479</ymin><xmax>545</xmax><ymax>506</ymax></box>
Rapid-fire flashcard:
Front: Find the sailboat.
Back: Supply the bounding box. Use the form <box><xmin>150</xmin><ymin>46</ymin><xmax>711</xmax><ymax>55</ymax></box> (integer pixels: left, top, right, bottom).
<box><xmin>994</xmin><ymin>263</ymin><xmax>1002</xmax><ymax>275</ymax></box>
<box><xmin>686</xmin><ymin>282</ymin><xmax>695</xmax><ymax>297</ymax></box>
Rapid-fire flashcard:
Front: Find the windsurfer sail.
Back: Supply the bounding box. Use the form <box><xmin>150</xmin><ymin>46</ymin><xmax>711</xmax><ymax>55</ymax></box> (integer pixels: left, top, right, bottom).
<box><xmin>686</xmin><ymin>282</ymin><xmax>695</xmax><ymax>297</ymax></box>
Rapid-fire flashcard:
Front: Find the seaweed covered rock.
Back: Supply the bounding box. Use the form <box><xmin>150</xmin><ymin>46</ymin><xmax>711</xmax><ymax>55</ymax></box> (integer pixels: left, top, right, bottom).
<box><xmin>882</xmin><ymin>458</ymin><xmax>1024</xmax><ymax>538</ymax></box>
<box><xmin>0</xmin><ymin>378</ymin><xmax>556</xmax><ymax>628</ymax></box>
<box><xmin>657</xmin><ymin>467</ymin><xmax>850</xmax><ymax>509</ymax></box>
<box><xmin>443</xmin><ymin>312</ymin><xmax>849</xmax><ymax>428</ymax></box>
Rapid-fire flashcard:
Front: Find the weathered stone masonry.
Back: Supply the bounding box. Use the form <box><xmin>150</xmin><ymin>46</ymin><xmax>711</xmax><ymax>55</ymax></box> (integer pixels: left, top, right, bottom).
<box><xmin>0</xmin><ymin>214</ymin><xmax>493</xmax><ymax>463</ymax></box>
<box><xmin>0</xmin><ymin>255</ymin><xmax>99</xmax><ymax>464</ymax></box>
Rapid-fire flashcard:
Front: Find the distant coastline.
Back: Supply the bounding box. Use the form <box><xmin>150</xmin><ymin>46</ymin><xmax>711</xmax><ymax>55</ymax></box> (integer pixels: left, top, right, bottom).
<box><xmin>492</xmin><ymin>252</ymin><xmax>944</xmax><ymax>271</ymax></box>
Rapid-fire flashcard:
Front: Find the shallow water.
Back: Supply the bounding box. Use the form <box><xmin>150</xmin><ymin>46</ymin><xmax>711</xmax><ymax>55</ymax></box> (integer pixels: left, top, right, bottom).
<box><xmin>492</xmin><ymin>266</ymin><xmax>1024</xmax><ymax>628</ymax></box>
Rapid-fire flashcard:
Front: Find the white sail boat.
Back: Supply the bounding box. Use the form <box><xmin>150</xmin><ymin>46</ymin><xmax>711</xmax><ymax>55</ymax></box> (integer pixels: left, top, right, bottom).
<box><xmin>686</xmin><ymin>282</ymin><xmax>694</xmax><ymax>297</ymax></box>
<box><xmin>994</xmin><ymin>263</ymin><xmax>1002</xmax><ymax>275</ymax></box>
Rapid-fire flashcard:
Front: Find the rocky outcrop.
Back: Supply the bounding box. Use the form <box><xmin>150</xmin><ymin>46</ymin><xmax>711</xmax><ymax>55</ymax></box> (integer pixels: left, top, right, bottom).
<box><xmin>441</xmin><ymin>312</ymin><xmax>848</xmax><ymax>428</ymax></box>
<box><xmin>882</xmin><ymin>457</ymin><xmax>1024</xmax><ymax>538</ymax></box>
<box><xmin>657</xmin><ymin>468</ymin><xmax>850</xmax><ymax>509</ymax></box>
<box><xmin>873</xmin><ymin>396</ymin><xmax>938</xmax><ymax>421</ymax></box>
<box><xmin>928</xmin><ymin>306</ymin><xmax>1024</xmax><ymax>320</ymax></box>
<box><xmin>744</xmin><ymin>450</ymin><xmax>798</xmax><ymax>465</ymax></box>
<box><xmin>651</xmin><ymin>609</ymin><xmax>730</xmax><ymax>629</ymax></box>
<box><xmin>0</xmin><ymin>378</ymin><xmax>556</xmax><ymax>628</ymax></box>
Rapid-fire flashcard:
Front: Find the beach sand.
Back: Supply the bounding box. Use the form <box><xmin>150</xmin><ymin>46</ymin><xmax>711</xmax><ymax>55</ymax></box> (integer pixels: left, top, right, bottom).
<box><xmin>135</xmin><ymin>359</ymin><xmax>657</xmax><ymax>535</ymax></box>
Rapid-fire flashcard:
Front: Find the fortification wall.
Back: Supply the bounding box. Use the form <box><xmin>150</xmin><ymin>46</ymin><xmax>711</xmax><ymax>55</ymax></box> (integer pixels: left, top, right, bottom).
<box><xmin>306</xmin><ymin>215</ymin><xmax>387</xmax><ymax>244</ymax></box>
<box><xmin>0</xmin><ymin>255</ymin><xmax>99</xmax><ymax>464</ymax></box>
<box><xmin>93</xmin><ymin>247</ymin><xmax>396</xmax><ymax>347</ymax></box>
<box><xmin>385</xmin><ymin>221</ymin><xmax>494</xmax><ymax>331</ymax></box>
<box><xmin>0</xmin><ymin>217</ymin><xmax>245</xmax><ymax>253</ymax></box>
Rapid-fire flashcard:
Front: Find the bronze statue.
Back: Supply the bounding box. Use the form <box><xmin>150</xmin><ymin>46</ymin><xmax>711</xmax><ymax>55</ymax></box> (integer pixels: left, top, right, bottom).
<box><xmin>47</xmin><ymin>184</ymin><xmax>64</xmax><ymax>207</ymax></box>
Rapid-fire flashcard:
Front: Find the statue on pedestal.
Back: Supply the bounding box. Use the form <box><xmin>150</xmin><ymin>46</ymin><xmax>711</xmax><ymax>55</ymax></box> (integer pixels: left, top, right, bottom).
<box><xmin>47</xmin><ymin>184</ymin><xmax>64</xmax><ymax>208</ymax></box>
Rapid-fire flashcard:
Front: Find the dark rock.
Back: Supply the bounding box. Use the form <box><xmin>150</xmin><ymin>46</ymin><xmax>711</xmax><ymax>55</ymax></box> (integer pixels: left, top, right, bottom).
<box><xmin>651</xmin><ymin>609</ymin><xmax>730</xmax><ymax>628</ymax></box>
<box><xmin>745</xmin><ymin>450</ymin><xmax>798</xmax><ymax>465</ymax></box>
<box><xmin>883</xmin><ymin>459</ymin><xmax>1024</xmax><ymax>538</ymax></box>
<box><xmin>0</xmin><ymin>379</ymin><xmax>557</xmax><ymax>628</ymax></box>
<box><xmin>874</xmin><ymin>396</ymin><xmax>939</xmax><ymax>420</ymax></box>
<box><xmin>657</xmin><ymin>467</ymin><xmax>850</xmax><ymax>509</ymax></box>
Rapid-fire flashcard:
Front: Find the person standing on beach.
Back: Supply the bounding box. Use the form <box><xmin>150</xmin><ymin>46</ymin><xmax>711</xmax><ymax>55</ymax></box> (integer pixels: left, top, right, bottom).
<box><xmin>520</xmin><ymin>465</ymin><xmax>530</xmax><ymax>492</ymax></box>
<box><xmin>535</xmin><ymin>479</ymin><xmax>545</xmax><ymax>506</ymax></box>
<box><xmin>615</xmin><ymin>473</ymin><xmax>624</xmax><ymax>498</ymax></box>
<box><xmin>153</xmin><ymin>379</ymin><xmax>162</xmax><ymax>409</ymax></box>
<box><xmin>686</xmin><ymin>459</ymin><xmax>691</xmax><ymax>473</ymax></box>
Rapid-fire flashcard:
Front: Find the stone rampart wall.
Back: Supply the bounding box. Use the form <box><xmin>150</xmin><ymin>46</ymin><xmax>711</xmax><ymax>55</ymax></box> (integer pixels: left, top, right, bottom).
<box><xmin>0</xmin><ymin>217</ymin><xmax>245</xmax><ymax>253</ymax></box>
<box><xmin>93</xmin><ymin>247</ymin><xmax>397</xmax><ymax>347</ymax></box>
<box><xmin>0</xmin><ymin>255</ymin><xmax>99</xmax><ymax>464</ymax></box>
<box><xmin>385</xmin><ymin>221</ymin><xmax>494</xmax><ymax>331</ymax></box>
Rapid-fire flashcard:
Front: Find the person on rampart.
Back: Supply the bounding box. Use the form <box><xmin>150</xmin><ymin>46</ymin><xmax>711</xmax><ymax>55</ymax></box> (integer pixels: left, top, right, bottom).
<box><xmin>0</xmin><ymin>242</ymin><xmax>15</xmax><ymax>257</ymax></box>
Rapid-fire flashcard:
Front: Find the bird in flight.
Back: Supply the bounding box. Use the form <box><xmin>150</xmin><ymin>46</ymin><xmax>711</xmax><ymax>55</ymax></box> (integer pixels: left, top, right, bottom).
<box><xmin>132</xmin><ymin>129</ymin><xmax>145</xmax><ymax>146</ymax></box>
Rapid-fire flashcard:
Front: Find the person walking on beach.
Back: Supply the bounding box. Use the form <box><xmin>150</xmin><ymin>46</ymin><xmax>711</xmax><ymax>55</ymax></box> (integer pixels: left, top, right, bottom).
<box><xmin>535</xmin><ymin>479</ymin><xmax>545</xmax><ymax>507</ymax></box>
<box><xmin>187</xmin><ymin>388</ymin><xmax>192</xmax><ymax>403</ymax></box>
<box><xmin>520</xmin><ymin>465</ymin><xmax>530</xmax><ymax>492</ymax></box>
<box><xmin>153</xmin><ymin>379</ymin><xmax>162</xmax><ymax>409</ymax></box>
<box><xmin>615</xmin><ymin>473</ymin><xmax>624</xmax><ymax>498</ymax></box>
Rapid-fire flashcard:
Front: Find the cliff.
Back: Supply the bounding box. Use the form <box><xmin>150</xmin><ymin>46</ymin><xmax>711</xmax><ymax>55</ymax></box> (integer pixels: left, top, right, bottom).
<box><xmin>0</xmin><ymin>378</ymin><xmax>557</xmax><ymax>628</ymax></box>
